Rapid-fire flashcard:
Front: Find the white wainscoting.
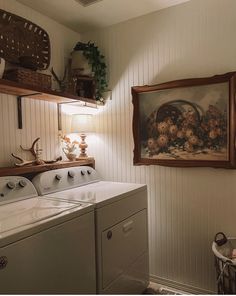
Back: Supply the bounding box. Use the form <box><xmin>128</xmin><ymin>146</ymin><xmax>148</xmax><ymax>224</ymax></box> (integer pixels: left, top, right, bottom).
<box><xmin>84</xmin><ymin>0</ymin><xmax>236</xmax><ymax>292</ymax></box>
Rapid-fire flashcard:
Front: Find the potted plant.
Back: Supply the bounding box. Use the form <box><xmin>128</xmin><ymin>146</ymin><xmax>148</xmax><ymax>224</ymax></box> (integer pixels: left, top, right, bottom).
<box><xmin>71</xmin><ymin>41</ymin><xmax>109</xmax><ymax>102</ymax></box>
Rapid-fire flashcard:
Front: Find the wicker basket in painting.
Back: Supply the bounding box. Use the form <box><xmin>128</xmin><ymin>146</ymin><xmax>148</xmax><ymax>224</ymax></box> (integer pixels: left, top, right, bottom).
<box><xmin>3</xmin><ymin>68</ymin><xmax>51</xmax><ymax>90</ymax></box>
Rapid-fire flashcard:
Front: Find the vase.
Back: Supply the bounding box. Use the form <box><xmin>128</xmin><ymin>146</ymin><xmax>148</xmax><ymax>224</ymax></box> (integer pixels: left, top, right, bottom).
<box><xmin>0</xmin><ymin>58</ymin><xmax>5</xmax><ymax>79</ymax></box>
<box><xmin>65</xmin><ymin>152</ymin><xmax>77</xmax><ymax>161</ymax></box>
<box><xmin>62</xmin><ymin>148</ymin><xmax>77</xmax><ymax>161</ymax></box>
<box><xmin>71</xmin><ymin>50</ymin><xmax>92</xmax><ymax>76</ymax></box>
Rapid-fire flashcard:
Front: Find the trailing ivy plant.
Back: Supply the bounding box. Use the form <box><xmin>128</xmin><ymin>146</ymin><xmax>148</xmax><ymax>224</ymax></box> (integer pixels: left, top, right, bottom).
<box><xmin>74</xmin><ymin>41</ymin><xmax>108</xmax><ymax>102</ymax></box>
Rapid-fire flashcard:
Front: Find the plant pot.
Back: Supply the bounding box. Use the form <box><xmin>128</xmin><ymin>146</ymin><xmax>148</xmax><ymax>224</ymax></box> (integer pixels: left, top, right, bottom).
<box><xmin>71</xmin><ymin>50</ymin><xmax>92</xmax><ymax>76</ymax></box>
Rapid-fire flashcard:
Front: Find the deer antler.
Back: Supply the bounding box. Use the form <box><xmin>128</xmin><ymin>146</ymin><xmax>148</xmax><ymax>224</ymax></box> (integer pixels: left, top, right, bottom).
<box><xmin>20</xmin><ymin>137</ymin><xmax>40</xmax><ymax>158</ymax></box>
<box><xmin>51</xmin><ymin>67</ymin><xmax>68</xmax><ymax>92</ymax></box>
<box><xmin>12</xmin><ymin>138</ymin><xmax>62</xmax><ymax>167</ymax></box>
<box><xmin>43</xmin><ymin>156</ymin><xmax>62</xmax><ymax>164</ymax></box>
<box><xmin>11</xmin><ymin>153</ymin><xmax>36</xmax><ymax>167</ymax></box>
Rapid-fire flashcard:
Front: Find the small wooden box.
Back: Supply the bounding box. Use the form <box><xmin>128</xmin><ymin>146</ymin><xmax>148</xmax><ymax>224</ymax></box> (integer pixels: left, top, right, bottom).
<box><xmin>76</xmin><ymin>76</ymin><xmax>96</xmax><ymax>99</ymax></box>
<box><xmin>3</xmin><ymin>68</ymin><xmax>52</xmax><ymax>90</ymax></box>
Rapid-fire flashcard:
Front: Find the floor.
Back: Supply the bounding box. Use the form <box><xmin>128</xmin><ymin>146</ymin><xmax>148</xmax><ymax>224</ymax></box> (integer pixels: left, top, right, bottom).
<box><xmin>146</xmin><ymin>282</ymin><xmax>188</xmax><ymax>295</ymax></box>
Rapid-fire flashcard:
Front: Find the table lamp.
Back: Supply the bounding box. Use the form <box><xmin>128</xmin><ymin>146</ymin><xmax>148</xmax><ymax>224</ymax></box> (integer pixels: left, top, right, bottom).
<box><xmin>71</xmin><ymin>114</ymin><xmax>94</xmax><ymax>159</ymax></box>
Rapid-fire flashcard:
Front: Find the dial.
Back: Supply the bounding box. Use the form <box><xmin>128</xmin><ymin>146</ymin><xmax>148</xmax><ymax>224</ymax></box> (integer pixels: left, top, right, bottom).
<box><xmin>81</xmin><ymin>170</ymin><xmax>85</xmax><ymax>176</ymax></box>
<box><xmin>19</xmin><ymin>180</ymin><xmax>27</xmax><ymax>188</ymax></box>
<box><xmin>55</xmin><ymin>174</ymin><xmax>62</xmax><ymax>181</ymax></box>
<box><xmin>87</xmin><ymin>170</ymin><xmax>92</xmax><ymax>175</ymax></box>
<box><xmin>7</xmin><ymin>181</ymin><xmax>15</xmax><ymax>190</ymax></box>
<box><xmin>68</xmin><ymin>171</ymin><xmax>75</xmax><ymax>178</ymax></box>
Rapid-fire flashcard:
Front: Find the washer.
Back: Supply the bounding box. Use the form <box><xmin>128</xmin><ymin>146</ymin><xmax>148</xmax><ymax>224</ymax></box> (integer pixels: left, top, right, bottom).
<box><xmin>0</xmin><ymin>176</ymin><xmax>96</xmax><ymax>294</ymax></box>
<box><xmin>33</xmin><ymin>166</ymin><xmax>149</xmax><ymax>294</ymax></box>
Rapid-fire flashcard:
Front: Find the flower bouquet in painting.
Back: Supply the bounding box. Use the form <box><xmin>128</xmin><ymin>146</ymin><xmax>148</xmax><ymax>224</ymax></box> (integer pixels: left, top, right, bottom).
<box><xmin>145</xmin><ymin>99</ymin><xmax>227</xmax><ymax>160</ymax></box>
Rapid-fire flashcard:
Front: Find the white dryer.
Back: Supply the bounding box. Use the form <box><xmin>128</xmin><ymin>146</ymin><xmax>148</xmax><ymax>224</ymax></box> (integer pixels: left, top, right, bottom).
<box><xmin>0</xmin><ymin>176</ymin><xmax>96</xmax><ymax>294</ymax></box>
<box><xmin>33</xmin><ymin>166</ymin><xmax>149</xmax><ymax>294</ymax></box>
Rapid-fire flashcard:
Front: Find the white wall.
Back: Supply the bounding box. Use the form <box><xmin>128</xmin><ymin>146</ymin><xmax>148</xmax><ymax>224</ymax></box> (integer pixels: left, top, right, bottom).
<box><xmin>0</xmin><ymin>0</ymin><xmax>80</xmax><ymax>166</ymax></box>
<box><xmin>84</xmin><ymin>0</ymin><xmax>236</xmax><ymax>293</ymax></box>
<box><xmin>1</xmin><ymin>0</ymin><xmax>236</xmax><ymax>292</ymax></box>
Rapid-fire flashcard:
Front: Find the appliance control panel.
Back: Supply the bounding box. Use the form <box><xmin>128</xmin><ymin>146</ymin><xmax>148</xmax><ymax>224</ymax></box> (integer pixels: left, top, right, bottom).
<box><xmin>0</xmin><ymin>176</ymin><xmax>38</xmax><ymax>205</ymax></box>
<box><xmin>32</xmin><ymin>166</ymin><xmax>100</xmax><ymax>195</ymax></box>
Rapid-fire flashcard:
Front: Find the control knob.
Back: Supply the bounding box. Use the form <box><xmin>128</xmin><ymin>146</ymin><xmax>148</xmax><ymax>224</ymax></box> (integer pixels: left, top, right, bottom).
<box><xmin>55</xmin><ymin>174</ymin><xmax>62</xmax><ymax>181</ymax></box>
<box><xmin>6</xmin><ymin>181</ymin><xmax>15</xmax><ymax>190</ymax></box>
<box><xmin>19</xmin><ymin>180</ymin><xmax>27</xmax><ymax>188</ymax></box>
<box><xmin>68</xmin><ymin>171</ymin><xmax>75</xmax><ymax>178</ymax></box>
<box><xmin>81</xmin><ymin>170</ymin><xmax>85</xmax><ymax>176</ymax></box>
<box><xmin>87</xmin><ymin>170</ymin><xmax>92</xmax><ymax>175</ymax></box>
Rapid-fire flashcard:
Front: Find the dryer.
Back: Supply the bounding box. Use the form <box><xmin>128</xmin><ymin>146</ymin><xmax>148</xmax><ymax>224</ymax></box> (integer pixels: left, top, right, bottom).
<box><xmin>33</xmin><ymin>166</ymin><xmax>149</xmax><ymax>294</ymax></box>
<box><xmin>0</xmin><ymin>176</ymin><xmax>96</xmax><ymax>294</ymax></box>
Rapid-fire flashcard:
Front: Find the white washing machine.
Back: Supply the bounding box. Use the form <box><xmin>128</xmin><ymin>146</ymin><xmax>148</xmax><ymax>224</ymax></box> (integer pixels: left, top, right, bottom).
<box><xmin>0</xmin><ymin>176</ymin><xmax>96</xmax><ymax>294</ymax></box>
<box><xmin>33</xmin><ymin>166</ymin><xmax>149</xmax><ymax>294</ymax></box>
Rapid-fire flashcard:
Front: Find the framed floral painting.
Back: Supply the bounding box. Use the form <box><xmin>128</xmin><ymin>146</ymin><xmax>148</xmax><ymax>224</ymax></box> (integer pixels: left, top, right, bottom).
<box><xmin>132</xmin><ymin>72</ymin><xmax>236</xmax><ymax>168</ymax></box>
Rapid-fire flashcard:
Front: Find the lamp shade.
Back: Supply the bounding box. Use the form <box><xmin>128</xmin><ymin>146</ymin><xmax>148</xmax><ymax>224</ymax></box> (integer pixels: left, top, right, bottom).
<box><xmin>71</xmin><ymin>114</ymin><xmax>94</xmax><ymax>133</ymax></box>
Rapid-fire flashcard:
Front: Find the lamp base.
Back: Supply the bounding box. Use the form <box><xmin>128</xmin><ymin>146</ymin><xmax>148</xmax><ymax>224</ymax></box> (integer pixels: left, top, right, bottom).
<box><xmin>79</xmin><ymin>133</ymin><xmax>88</xmax><ymax>158</ymax></box>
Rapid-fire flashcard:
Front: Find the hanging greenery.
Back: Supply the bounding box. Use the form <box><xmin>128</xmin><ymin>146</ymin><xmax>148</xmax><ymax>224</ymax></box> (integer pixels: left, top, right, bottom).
<box><xmin>73</xmin><ymin>41</ymin><xmax>108</xmax><ymax>102</ymax></box>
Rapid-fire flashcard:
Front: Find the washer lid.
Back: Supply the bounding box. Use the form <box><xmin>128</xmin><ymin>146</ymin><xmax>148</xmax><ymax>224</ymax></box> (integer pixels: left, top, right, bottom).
<box><xmin>0</xmin><ymin>196</ymin><xmax>87</xmax><ymax>236</ymax></box>
<box><xmin>46</xmin><ymin>181</ymin><xmax>147</xmax><ymax>208</ymax></box>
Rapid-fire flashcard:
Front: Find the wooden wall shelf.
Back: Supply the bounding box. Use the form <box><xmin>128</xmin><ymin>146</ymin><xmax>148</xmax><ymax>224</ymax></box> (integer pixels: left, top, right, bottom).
<box><xmin>0</xmin><ymin>78</ymin><xmax>98</xmax><ymax>129</ymax></box>
<box><xmin>0</xmin><ymin>158</ymin><xmax>95</xmax><ymax>178</ymax></box>
<box><xmin>0</xmin><ymin>78</ymin><xmax>97</xmax><ymax>105</ymax></box>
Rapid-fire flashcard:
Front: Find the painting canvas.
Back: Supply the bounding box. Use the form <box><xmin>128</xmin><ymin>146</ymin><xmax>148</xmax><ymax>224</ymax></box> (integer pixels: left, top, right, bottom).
<box><xmin>132</xmin><ymin>72</ymin><xmax>236</xmax><ymax>168</ymax></box>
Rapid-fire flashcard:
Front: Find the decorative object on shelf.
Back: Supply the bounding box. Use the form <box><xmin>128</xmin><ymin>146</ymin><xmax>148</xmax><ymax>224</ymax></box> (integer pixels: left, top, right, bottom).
<box><xmin>0</xmin><ymin>58</ymin><xmax>5</xmax><ymax>79</ymax></box>
<box><xmin>3</xmin><ymin>68</ymin><xmax>51</xmax><ymax>90</ymax></box>
<box><xmin>76</xmin><ymin>76</ymin><xmax>96</xmax><ymax>98</ymax></box>
<box><xmin>51</xmin><ymin>62</ymin><xmax>77</xmax><ymax>94</ymax></box>
<box><xmin>71</xmin><ymin>114</ymin><xmax>94</xmax><ymax>159</ymax></box>
<box><xmin>11</xmin><ymin>137</ymin><xmax>62</xmax><ymax>166</ymax></box>
<box><xmin>0</xmin><ymin>9</ymin><xmax>51</xmax><ymax>90</ymax></box>
<box><xmin>71</xmin><ymin>50</ymin><xmax>92</xmax><ymax>76</ymax></box>
<box><xmin>132</xmin><ymin>72</ymin><xmax>236</xmax><ymax>168</ymax></box>
<box><xmin>18</xmin><ymin>56</ymin><xmax>38</xmax><ymax>71</ymax></box>
<box><xmin>0</xmin><ymin>9</ymin><xmax>50</xmax><ymax>70</ymax></box>
<box><xmin>72</xmin><ymin>41</ymin><xmax>108</xmax><ymax>102</ymax></box>
<box><xmin>51</xmin><ymin>67</ymin><xmax>69</xmax><ymax>92</ymax></box>
<box><xmin>61</xmin><ymin>135</ymin><xmax>79</xmax><ymax>161</ymax></box>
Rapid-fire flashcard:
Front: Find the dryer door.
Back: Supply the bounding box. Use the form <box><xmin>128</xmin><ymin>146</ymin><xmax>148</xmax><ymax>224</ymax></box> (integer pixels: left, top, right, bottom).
<box><xmin>101</xmin><ymin>209</ymin><xmax>148</xmax><ymax>290</ymax></box>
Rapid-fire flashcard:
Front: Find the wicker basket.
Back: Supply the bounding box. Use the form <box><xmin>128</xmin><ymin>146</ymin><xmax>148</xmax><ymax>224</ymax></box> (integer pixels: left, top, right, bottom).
<box><xmin>0</xmin><ymin>9</ymin><xmax>50</xmax><ymax>70</ymax></box>
<box><xmin>3</xmin><ymin>68</ymin><xmax>51</xmax><ymax>90</ymax></box>
<box><xmin>212</xmin><ymin>232</ymin><xmax>236</xmax><ymax>294</ymax></box>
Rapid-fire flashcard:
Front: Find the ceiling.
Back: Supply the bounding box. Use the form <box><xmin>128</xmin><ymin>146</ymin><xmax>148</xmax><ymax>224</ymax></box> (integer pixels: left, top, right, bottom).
<box><xmin>16</xmin><ymin>0</ymin><xmax>189</xmax><ymax>33</ymax></box>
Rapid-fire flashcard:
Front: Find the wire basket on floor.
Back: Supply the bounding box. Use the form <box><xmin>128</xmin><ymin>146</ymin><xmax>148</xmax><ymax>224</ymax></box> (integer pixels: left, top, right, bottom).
<box><xmin>212</xmin><ymin>232</ymin><xmax>236</xmax><ymax>294</ymax></box>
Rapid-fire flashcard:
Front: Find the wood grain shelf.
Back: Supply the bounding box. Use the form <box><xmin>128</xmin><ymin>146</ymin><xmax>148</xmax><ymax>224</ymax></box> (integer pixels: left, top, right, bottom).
<box><xmin>0</xmin><ymin>158</ymin><xmax>95</xmax><ymax>177</ymax></box>
<box><xmin>0</xmin><ymin>78</ymin><xmax>97</xmax><ymax>104</ymax></box>
<box><xmin>0</xmin><ymin>78</ymin><xmax>99</xmax><ymax>129</ymax></box>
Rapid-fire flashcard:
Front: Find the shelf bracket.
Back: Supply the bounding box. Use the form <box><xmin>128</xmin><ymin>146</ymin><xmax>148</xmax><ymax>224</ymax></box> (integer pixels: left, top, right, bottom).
<box><xmin>17</xmin><ymin>93</ymin><xmax>41</xmax><ymax>129</ymax></box>
<box><xmin>57</xmin><ymin>104</ymin><xmax>62</xmax><ymax>131</ymax></box>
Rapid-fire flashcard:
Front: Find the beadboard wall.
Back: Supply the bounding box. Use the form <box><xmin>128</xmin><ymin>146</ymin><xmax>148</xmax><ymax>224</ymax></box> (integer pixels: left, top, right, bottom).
<box><xmin>84</xmin><ymin>0</ymin><xmax>236</xmax><ymax>293</ymax></box>
<box><xmin>0</xmin><ymin>0</ymin><xmax>80</xmax><ymax>166</ymax></box>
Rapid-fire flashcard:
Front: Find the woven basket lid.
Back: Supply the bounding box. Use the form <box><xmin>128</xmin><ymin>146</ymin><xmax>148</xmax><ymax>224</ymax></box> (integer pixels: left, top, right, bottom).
<box><xmin>0</xmin><ymin>9</ymin><xmax>51</xmax><ymax>70</ymax></box>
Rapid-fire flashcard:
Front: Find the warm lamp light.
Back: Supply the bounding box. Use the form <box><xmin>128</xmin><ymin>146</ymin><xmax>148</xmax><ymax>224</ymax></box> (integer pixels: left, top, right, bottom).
<box><xmin>71</xmin><ymin>114</ymin><xmax>94</xmax><ymax>159</ymax></box>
